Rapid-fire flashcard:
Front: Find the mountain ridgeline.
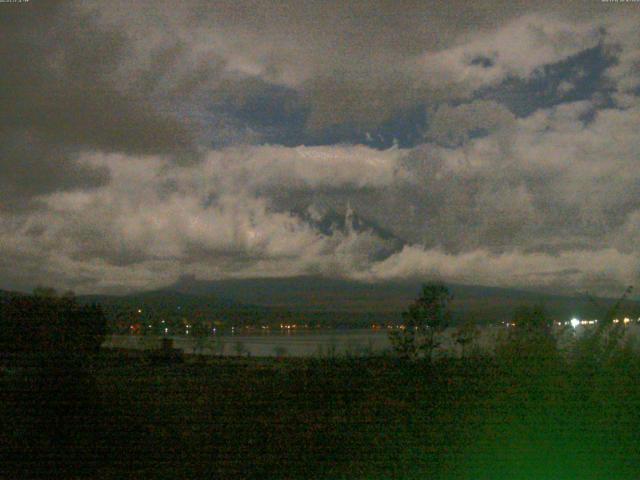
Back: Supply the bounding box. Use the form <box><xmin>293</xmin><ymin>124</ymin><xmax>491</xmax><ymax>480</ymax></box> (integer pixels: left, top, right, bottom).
<box><xmin>69</xmin><ymin>276</ymin><xmax>640</xmax><ymax>331</ymax></box>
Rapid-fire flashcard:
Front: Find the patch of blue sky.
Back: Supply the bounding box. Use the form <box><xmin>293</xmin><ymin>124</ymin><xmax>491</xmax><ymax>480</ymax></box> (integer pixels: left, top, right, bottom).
<box><xmin>206</xmin><ymin>44</ymin><xmax>617</xmax><ymax>150</ymax></box>
<box><xmin>360</xmin><ymin>104</ymin><xmax>427</xmax><ymax>149</ymax></box>
<box><xmin>476</xmin><ymin>44</ymin><xmax>617</xmax><ymax>119</ymax></box>
<box><xmin>207</xmin><ymin>82</ymin><xmax>427</xmax><ymax>149</ymax></box>
<box><xmin>207</xmin><ymin>82</ymin><xmax>309</xmax><ymax>148</ymax></box>
<box><xmin>307</xmin><ymin>104</ymin><xmax>427</xmax><ymax>149</ymax></box>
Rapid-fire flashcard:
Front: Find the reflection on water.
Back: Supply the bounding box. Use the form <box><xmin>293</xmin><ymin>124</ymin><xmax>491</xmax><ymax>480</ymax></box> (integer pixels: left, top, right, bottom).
<box><xmin>103</xmin><ymin>324</ymin><xmax>640</xmax><ymax>357</ymax></box>
<box><xmin>102</xmin><ymin>326</ymin><xmax>507</xmax><ymax>357</ymax></box>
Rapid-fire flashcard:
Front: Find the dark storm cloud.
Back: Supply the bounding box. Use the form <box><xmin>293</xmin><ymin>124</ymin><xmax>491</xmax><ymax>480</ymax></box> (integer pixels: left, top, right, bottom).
<box><xmin>1</xmin><ymin>2</ymin><xmax>197</xmax><ymax>153</ymax></box>
<box><xmin>0</xmin><ymin>1</ymin><xmax>203</xmax><ymax>210</ymax></box>
<box><xmin>0</xmin><ymin>131</ymin><xmax>110</xmax><ymax>211</ymax></box>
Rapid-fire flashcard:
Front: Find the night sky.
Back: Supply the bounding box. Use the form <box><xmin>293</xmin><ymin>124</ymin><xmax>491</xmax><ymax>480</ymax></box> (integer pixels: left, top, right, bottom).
<box><xmin>1</xmin><ymin>0</ymin><xmax>639</xmax><ymax>295</ymax></box>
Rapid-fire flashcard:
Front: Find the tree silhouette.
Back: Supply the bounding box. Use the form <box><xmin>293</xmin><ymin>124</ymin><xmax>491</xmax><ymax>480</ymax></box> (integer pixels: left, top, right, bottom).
<box><xmin>389</xmin><ymin>283</ymin><xmax>452</xmax><ymax>361</ymax></box>
<box><xmin>454</xmin><ymin>320</ymin><xmax>480</xmax><ymax>358</ymax></box>
<box><xmin>1</xmin><ymin>288</ymin><xmax>105</xmax><ymax>356</ymax></box>
<box><xmin>496</xmin><ymin>304</ymin><xmax>560</xmax><ymax>371</ymax></box>
<box><xmin>575</xmin><ymin>286</ymin><xmax>634</xmax><ymax>367</ymax></box>
<box><xmin>1</xmin><ymin>288</ymin><xmax>108</xmax><ymax>477</ymax></box>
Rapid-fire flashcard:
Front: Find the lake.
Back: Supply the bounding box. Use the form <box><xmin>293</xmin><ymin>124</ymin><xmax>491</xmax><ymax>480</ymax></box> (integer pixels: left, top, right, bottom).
<box><xmin>102</xmin><ymin>326</ymin><xmax>508</xmax><ymax>358</ymax></box>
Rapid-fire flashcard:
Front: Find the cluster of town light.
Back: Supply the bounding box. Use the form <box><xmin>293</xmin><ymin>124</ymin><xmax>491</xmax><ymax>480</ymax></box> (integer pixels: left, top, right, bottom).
<box><xmin>280</xmin><ymin>324</ymin><xmax>299</xmax><ymax>330</ymax></box>
<box><xmin>567</xmin><ymin>317</ymin><xmax>640</xmax><ymax>328</ymax></box>
<box><xmin>503</xmin><ymin>317</ymin><xmax>640</xmax><ymax>329</ymax></box>
<box><xmin>127</xmin><ymin>306</ymin><xmax>640</xmax><ymax>336</ymax></box>
<box><xmin>613</xmin><ymin>317</ymin><xmax>636</xmax><ymax>324</ymax></box>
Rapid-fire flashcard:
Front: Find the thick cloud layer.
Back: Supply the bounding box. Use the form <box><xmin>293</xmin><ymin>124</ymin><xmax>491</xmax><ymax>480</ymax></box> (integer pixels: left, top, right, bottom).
<box><xmin>1</xmin><ymin>0</ymin><xmax>639</xmax><ymax>295</ymax></box>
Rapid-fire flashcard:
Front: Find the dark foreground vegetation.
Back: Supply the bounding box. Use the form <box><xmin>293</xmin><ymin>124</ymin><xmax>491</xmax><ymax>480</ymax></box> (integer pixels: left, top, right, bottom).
<box><xmin>3</xmin><ymin>286</ymin><xmax>640</xmax><ymax>479</ymax></box>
